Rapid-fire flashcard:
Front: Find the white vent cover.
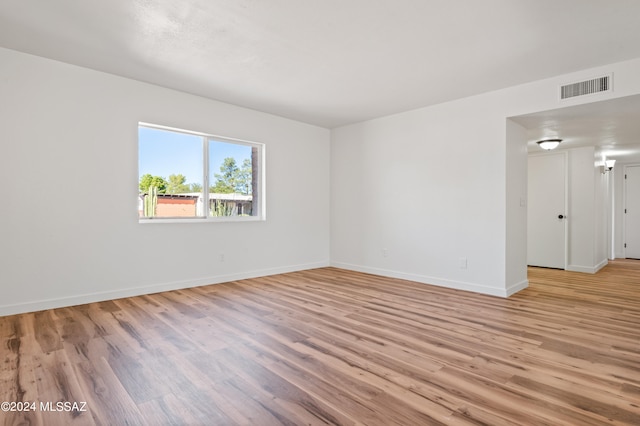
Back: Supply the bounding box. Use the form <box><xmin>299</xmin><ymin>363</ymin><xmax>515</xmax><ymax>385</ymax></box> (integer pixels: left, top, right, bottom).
<box><xmin>560</xmin><ymin>74</ymin><xmax>612</xmax><ymax>100</ymax></box>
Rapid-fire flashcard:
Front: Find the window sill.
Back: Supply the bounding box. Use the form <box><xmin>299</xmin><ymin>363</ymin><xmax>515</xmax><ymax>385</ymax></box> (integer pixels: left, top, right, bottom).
<box><xmin>138</xmin><ymin>216</ymin><xmax>265</xmax><ymax>224</ymax></box>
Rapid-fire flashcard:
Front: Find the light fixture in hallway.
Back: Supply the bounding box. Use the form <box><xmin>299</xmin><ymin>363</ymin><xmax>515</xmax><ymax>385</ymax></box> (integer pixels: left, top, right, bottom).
<box><xmin>537</xmin><ymin>139</ymin><xmax>562</xmax><ymax>150</ymax></box>
<box><xmin>602</xmin><ymin>159</ymin><xmax>616</xmax><ymax>174</ymax></box>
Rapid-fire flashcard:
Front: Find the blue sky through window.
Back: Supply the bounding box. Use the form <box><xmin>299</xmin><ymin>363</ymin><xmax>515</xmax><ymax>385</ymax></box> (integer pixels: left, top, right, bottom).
<box><xmin>139</xmin><ymin>126</ymin><xmax>251</xmax><ymax>189</ymax></box>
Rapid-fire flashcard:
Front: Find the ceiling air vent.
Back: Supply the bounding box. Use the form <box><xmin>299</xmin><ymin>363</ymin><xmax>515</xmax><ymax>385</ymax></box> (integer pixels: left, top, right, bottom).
<box><xmin>560</xmin><ymin>74</ymin><xmax>612</xmax><ymax>100</ymax></box>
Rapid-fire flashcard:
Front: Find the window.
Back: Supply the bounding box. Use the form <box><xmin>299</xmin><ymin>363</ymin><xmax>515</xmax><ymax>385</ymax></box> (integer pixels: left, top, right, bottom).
<box><xmin>138</xmin><ymin>123</ymin><xmax>264</xmax><ymax>221</ymax></box>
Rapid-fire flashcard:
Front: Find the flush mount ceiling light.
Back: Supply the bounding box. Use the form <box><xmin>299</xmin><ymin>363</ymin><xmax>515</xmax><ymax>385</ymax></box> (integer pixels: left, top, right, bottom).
<box><xmin>537</xmin><ymin>139</ymin><xmax>562</xmax><ymax>150</ymax></box>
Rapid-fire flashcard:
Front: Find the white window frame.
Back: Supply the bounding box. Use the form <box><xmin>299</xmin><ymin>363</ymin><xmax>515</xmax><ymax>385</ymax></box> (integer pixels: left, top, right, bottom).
<box><xmin>138</xmin><ymin>122</ymin><xmax>265</xmax><ymax>223</ymax></box>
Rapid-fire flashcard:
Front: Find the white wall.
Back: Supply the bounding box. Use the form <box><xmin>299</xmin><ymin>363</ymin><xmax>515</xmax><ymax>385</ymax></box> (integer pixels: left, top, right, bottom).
<box><xmin>0</xmin><ymin>47</ymin><xmax>331</xmax><ymax>316</ymax></box>
<box><xmin>331</xmin><ymin>99</ymin><xmax>509</xmax><ymax>296</ymax></box>
<box><xmin>614</xmin><ymin>164</ymin><xmax>627</xmax><ymax>258</ymax></box>
<box><xmin>331</xmin><ymin>57</ymin><xmax>640</xmax><ymax>297</ymax></box>
<box><xmin>613</xmin><ymin>166</ymin><xmax>625</xmax><ymax>258</ymax></box>
<box><xmin>567</xmin><ymin>147</ymin><xmax>595</xmax><ymax>271</ymax></box>
<box><xmin>564</xmin><ymin>147</ymin><xmax>608</xmax><ymax>273</ymax></box>
<box><xmin>606</xmin><ymin>163</ymin><xmax>615</xmax><ymax>260</ymax></box>
<box><xmin>594</xmin><ymin>150</ymin><xmax>608</xmax><ymax>268</ymax></box>
<box><xmin>505</xmin><ymin>119</ymin><xmax>528</xmax><ymax>291</ymax></box>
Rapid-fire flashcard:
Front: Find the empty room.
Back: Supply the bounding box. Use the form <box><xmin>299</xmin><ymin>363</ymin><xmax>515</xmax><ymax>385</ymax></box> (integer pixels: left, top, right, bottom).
<box><xmin>1</xmin><ymin>1</ymin><xmax>640</xmax><ymax>425</ymax></box>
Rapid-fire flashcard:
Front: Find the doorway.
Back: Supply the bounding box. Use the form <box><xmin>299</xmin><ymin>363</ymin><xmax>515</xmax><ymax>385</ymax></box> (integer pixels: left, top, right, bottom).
<box><xmin>624</xmin><ymin>165</ymin><xmax>640</xmax><ymax>259</ymax></box>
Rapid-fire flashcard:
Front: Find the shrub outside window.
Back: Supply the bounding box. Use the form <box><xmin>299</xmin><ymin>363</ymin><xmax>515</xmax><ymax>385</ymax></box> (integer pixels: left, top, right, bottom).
<box><xmin>138</xmin><ymin>123</ymin><xmax>264</xmax><ymax>221</ymax></box>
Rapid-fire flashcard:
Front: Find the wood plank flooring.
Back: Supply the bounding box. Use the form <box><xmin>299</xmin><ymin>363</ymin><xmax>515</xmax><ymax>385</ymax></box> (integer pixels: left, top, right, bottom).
<box><xmin>1</xmin><ymin>260</ymin><xmax>639</xmax><ymax>425</ymax></box>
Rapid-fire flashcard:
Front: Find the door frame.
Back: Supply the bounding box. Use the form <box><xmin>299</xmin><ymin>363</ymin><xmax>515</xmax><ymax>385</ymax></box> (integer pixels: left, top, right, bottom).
<box><xmin>623</xmin><ymin>163</ymin><xmax>640</xmax><ymax>259</ymax></box>
<box><xmin>528</xmin><ymin>151</ymin><xmax>569</xmax><ymax>270</ymax></box>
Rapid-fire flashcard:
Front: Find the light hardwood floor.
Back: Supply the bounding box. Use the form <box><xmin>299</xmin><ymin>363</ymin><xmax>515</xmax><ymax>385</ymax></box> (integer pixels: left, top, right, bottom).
<box><xmin>1</xmin><ymin>260</ymin><xmax>639</xmax><ymax>425</ymax></box>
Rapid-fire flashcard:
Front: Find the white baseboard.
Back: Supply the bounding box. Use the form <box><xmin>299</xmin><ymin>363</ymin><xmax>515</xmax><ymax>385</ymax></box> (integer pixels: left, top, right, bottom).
<box><xmin>0</xmin><ymin>261</ymin><xmax>330</xmax><ymax>317</ymax></box>
<box><xmin>567</xmin><ymin>259</ymin><xmax>608</xmax><ymax>274</ymax></box>
<box><xmin>330</xmin><ymin>261</ymin><xmax>522</xmax><ymax>298</ymax></box>
<box><xmin>506</xmin><ymin>279</ymin><xmax>529</xmax><ymax>296</ymax></box>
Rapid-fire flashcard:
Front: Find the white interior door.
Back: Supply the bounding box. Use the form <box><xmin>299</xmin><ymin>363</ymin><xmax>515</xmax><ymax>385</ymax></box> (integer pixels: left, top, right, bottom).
<box><xmin>528</xmin><ymin>153</ymin><xmax>566</xmax><ymax>269</ymax></box>
<box><xmin>625</xmin><ymin>165</ymin><xmax>640</xmax><ymax>259</ymax></box>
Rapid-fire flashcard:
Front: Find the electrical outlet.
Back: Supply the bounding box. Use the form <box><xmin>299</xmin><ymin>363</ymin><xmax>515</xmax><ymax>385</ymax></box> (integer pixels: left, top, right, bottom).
<box><xmin>459</xmin><ymin>257</ymin><xmax>467</xmax><ymax>269</ymax></box>
<box><xmin>382</xmin><ymin>248</ymin><xmax>389</xmax><ymax>258</ymax></box>
<box><xmin>219</xmin><ymin>254</ymin><xmax>225</xmax><ymax>262</ymax></box>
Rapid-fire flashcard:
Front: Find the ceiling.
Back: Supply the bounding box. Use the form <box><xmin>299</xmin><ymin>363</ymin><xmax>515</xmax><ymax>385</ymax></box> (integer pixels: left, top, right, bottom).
<box><xmin>512</xmin><ymin>94</ymin><xmax>640</xmax><ymax>163</ymax></box>
<box><xmin>1</xmin><ymin>1</ymin><xmax>640</xmax><ymax>150</ymax></box>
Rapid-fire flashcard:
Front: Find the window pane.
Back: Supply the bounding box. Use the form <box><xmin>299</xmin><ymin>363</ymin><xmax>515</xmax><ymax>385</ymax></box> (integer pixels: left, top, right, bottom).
<box><xmin>138</xmin><ymin>126</ymin><xmax>203</xmax><ymax>218</ymax></box>
<box><xmin>209</xmin><ymin>139</ymin><xmax>255</xmax><ymax>217</ymax></box>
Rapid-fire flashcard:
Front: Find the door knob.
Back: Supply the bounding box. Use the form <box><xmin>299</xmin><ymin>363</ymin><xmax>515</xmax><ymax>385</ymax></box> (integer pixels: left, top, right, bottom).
<box><xmin>558</xmin><ymin>214</ymin><xmax>565</xmax><ymax>219</ymax></box>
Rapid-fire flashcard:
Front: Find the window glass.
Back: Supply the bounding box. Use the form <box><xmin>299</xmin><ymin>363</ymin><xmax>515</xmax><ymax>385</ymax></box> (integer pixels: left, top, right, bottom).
<box><xmin>209</xmin><ymin>140</ymin><xmax>254</xmax><ymax>217</ymax></box>
<box><xmin>138</xmin><ymin>124</ymin><xmax>263</xmax><ymax>221</ymax></box>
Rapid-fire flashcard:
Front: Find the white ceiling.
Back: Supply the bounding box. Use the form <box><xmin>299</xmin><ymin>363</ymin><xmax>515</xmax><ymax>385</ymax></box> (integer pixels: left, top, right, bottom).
<box><xmin>2</xmin><ymin>0</ymin><xmax>640</xmax><ymax>165</ymax></box>
<box><xmin>512</xmin><ymin>94</ymin><xmax>640</xmax><ymax>163</ymax></box>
